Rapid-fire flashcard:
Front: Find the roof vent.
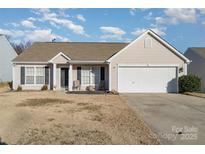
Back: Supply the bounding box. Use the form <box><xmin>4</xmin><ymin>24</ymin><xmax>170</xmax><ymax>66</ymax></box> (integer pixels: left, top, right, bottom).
<box><xmin>144</xmin><ymin>37</ymin><xmax>152</xmax><ymax>48</ymax></box>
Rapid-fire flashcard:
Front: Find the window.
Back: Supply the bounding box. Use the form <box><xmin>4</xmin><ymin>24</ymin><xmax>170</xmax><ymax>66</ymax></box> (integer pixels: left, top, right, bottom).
<box><xmin>81</xmin><ymin>66</ymin><xmax>100</xmax><ymax>85</ymax></box>
<box><xmin>25</xmin><ymin>66</ymin><xmax>45</xmax><ymax>85</ymax></box>
<box><xmin>25</xmin><ymin>67</ymin><xmax>34</xmax><ymax>84</ymax></box>
<box><xmin>81</xmin><ymin>67</ymin><xmax>90</xmax><ymax>84</ymax></box>
<box><xmin>90</xmin><ymin>67</ymin><xmax>100</xmax><ymax>84</ymax></box>
<box><xmin>144</xmin><ymin>37</ymin><xmax>152</xmax><ymax>48</ymax></box>
<box><xmin>36</xmin><ymin>67</ymin><xmax>45</xmax><ymax>84</ymax></box>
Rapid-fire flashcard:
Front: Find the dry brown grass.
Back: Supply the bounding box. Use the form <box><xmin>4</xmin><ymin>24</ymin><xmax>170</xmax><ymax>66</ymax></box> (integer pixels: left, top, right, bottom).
<box><xmin>16</xmin><ymin>98</ymin><xmax>74</xmax><ymax>107</ymax></box>
<box><xmin>89</xmin><ymin>113</ymin><xmax>104</xmax><ymax>122</ymax></box>
<box><xmin>81</xmin><ymin>104</ymin><xmax>102</xmax><ymax>112</ymax></box>
<box><xmin>0</xmin><ymin>82</ymin><xmax>9</xmax><ymax>88</ymax></box>
<box><xmin>17</xmin><ymin>126</ymin><xmax>112</xmax><ymax>145</ymax></box>
<box><xmin>0</xmin><ymin>82</ymin><xmax>10</xmax><ymax>93</ymax></box>
<box><xmin>183</xmin><ymin>92</ymin><xmax>205</xmax><ymax>98</ymax></box>
<box><xmin>77</xmin><ymin>102</ymin><xmax>89</xmax><ymax>106</ymax></box>
<box><xmin>0</xmin><ymin>91</ymin><xmax>159</xmax><ymax>145</ymax></box>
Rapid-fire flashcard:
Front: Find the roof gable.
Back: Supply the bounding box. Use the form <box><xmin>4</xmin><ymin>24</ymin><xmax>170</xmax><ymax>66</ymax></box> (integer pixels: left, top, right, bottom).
<box><xmin>107</xmin><ymin>29</ymin><xmax>190</xmax><ymax>63</ymax></box>
<box><xmin>48</xmin><ymin>52</ymin><xmax>70</xmax><ymax>63</ymax></box>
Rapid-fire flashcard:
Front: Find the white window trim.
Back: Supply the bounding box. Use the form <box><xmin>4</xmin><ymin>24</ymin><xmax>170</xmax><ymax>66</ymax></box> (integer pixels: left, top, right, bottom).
<box><xmin>36</xmin><ymin>67</ymin><xmax>45</xmax><ymax>84</ymax></box>
<box><xmin>81</xmin><ymin>66</ymin><xmax>91</xmax><ymax>86</ymax></box>
<box><xmin>90</xmin><ymin>67</ymin><xmax>100</xmax><ymax>85</ymax></box>
<box><xmin>24</xmin><ymin>66</ymin><xmax>45</xmax><ymax>85</ymax></box>
<box><xmin>25</xmin><ymin>67</ymin><xmax>35</xmax><ymax>85</ymax></box>
<box><xmin>81</xmin><ymin>66</ymin><xmax>101</xmax><ymax>86</ymax></box>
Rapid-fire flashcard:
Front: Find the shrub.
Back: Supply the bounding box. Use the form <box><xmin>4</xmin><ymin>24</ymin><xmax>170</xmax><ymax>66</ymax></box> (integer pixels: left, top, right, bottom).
<box><xmin>109</xmin><ymin>90</ymin><xmax>119</xmax><ymax>95</ymax></box>
<box><xmin>8</xmin><ymin>81</ymin><xmax>13</xmax><ymax>90</ymax></box>
<box><xmin>179</xmin><ymin>75</ymin><xmax>201</xmax><ymax>93</ymax></box>
<box><xmin>16</xmin><ymin>85</ymin><xmax>22</xmax><ymax>91</ymax></box>
<box><xmin>41</xmin><ymin>85</ymin><xmax>48</xmax><ymax>91</ymax></box>
<box><xmin>86</xmin><ymin>86</ymin><xmax>95</xmax><ymax>91</ymax></box>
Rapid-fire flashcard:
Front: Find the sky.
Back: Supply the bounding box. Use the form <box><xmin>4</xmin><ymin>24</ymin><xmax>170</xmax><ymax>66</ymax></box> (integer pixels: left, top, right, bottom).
<box><xmin>0</xmin><ymin>8</ymin><xmax>205</xmax><ymax>53</ymax></box>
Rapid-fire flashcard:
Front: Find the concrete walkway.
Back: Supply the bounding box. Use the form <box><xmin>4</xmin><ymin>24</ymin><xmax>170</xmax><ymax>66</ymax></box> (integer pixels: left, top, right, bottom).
<box><xmin>121</xmin><ymin>93</ymin><xmax>205</xmax><ymax>144</ymax></box>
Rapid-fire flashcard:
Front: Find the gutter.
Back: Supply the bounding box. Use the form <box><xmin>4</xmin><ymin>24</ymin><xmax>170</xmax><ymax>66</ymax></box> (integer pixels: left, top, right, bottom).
<box><xmin>69</xmin><ymin>60</ymin><xmax>107</xmax><ymax>64</ymax></box>
<box><xmin>12</xmin><ymin>60</ymin><xmax>110</xmax><ymax>65</ymax></box>
<box><xmin>12</xmin><ymin>61</ymin><xmax>49</xmax><ymax>64</ymax></box>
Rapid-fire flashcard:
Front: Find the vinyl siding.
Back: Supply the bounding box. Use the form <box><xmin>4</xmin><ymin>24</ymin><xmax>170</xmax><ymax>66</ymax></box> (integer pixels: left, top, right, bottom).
<box><xmin>12</xmin><ymin>64</ymin><xmax>50</xmax><ymax>90</ymax></box>
<box><xmin>52</xmin><ymin>54</ymin><xmax>69</xmax><ymax>64</ymax></box>
<box><xmin>13</xmin><ymin>63</ymin><xmax>109</xmax><ymax>91</ymax></box>
<box><xmin>72</xmin><ymin>64</ymin><xmax>109</xmax><ymax>91</ymax></box>
<box><xmin>0</xmin><ymin>35</ymin><xmax>17</xmax><ymax>82</ymax></box>
<box><xmin>110</xmin><ymin>33</ymin><xmax>186</xmax><ymax>91</ymax></box>
<box><xmin>185</xmin><ymin>49</ymin><xmax>205</xmax><ymax>92</ymax></box>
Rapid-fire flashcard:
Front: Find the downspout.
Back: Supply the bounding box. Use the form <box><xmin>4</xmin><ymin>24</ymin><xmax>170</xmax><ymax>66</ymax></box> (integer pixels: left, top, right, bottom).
<box><xmin>185</xmin><ymin>60</ymin><xmax>192</xmax><ymax>75</ymax></box>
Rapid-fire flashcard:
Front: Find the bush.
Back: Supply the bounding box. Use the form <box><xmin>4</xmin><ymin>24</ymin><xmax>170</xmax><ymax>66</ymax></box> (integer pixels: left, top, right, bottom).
<box><xmin>179</xmin><ymin>75</ymin><xmax>201</xmax><ymax>93</ymax></box>
<box><xmin>109</xmin><ymin>89</ymin><xmax>119</xmax><ymax>95</ymax></box>
<box><xmin>16</xmin><ymin>85</ymin><xmax>22</xmax><ymax>91</ymax></box>
<box><xmin>41</xmin><ymin>85</ymin><xmax>48</xmax><ymax>91</ymax></box>
<box><xmin>8</xmin><ymin>81</ymin><xmax>13</xmax><ymax>90</ymax></box>
<box><xmin>86</xmin><ymin>86</ymin><xmax>95</xmax><ymax>91</ymax></box>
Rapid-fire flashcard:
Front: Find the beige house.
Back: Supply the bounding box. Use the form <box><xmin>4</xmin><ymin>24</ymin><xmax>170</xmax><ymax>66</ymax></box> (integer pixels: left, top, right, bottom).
<box><xmin>12</xmin><ymin>29</ymin><xmax>190</xmax><ymax>93</ymax></box>
<box><xmin>184</xmin><ymin>48</ymin><xmax>205</xmax><ymax>91</ymax></box>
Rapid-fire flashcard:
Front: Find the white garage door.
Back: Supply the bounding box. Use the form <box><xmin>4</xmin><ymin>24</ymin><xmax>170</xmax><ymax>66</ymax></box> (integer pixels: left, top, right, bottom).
<box><xmin>118</xmin><ymin>66</ymin><xmax>178</xmax><ymax>93</ymax></box>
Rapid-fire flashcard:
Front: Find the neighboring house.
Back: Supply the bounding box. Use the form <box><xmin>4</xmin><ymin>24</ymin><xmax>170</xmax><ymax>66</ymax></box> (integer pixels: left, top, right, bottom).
<box><xmin>12</xmin><ymin>30</ymin><xmax>190</xmax><ymax>93</ymax></box>
<box><xmin>0</xmin><ymin>34</ymin><xmax>17</xmax><ymax>82</ymax></box>
<box><xmin>184</xmin><ymin>48</ymin><xmax>205</xmax><ymax>91</ymax></box>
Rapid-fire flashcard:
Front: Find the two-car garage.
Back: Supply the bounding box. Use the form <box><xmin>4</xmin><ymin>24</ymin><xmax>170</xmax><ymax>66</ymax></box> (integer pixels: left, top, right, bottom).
<box><xmin>107</xmin><ymin>30</ymin><xmax>190</xmax><ymax>93</ymax></box>
<box><xmin>118</xmin><ymin>65</ymin><xmax>178</xmax><ymax>93</ymax></box>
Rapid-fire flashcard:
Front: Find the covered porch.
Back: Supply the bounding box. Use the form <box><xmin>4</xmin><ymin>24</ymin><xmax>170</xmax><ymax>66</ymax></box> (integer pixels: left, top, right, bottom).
<box><xmin>51</xmin><ymin>63</ymin><xmax>109</xmax><ymax>91</ymax></box>
<box><xmin>47</xmin><ymin>52</ymin><xmax>109</xmax><ymax>91</ymax></box>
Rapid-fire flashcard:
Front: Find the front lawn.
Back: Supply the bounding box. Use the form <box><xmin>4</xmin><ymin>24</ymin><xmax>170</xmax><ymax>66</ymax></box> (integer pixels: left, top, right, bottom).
<box><xmin>0</xmin><ymin>91</ymin><xmax>159</xmax><ymax>144</ymax></box>
<box><xmin>0</xmin><ymin>82</ymin><xmax>10</xmax><ymax>93</ymax></box>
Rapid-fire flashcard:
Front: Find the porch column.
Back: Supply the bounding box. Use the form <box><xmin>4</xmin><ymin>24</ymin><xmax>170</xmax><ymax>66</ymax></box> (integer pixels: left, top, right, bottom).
<box><xmin>69</xmin><ymin>64</ymin><xmax>73</xmax><ymax>91</ymax></box>
<box><xmin>108</xmin><ymin>63</ymin><xmax>111</xmax><ymax>91</ymax></box>
<box><xmin>53</xmin><ymin>63</ymin><xmax>56</xmax><ymax>90</ymax></box>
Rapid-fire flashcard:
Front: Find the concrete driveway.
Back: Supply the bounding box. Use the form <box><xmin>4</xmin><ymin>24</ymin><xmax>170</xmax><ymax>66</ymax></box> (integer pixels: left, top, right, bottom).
<box><xmin>121</xmin><ymin>93</ymin><xmax>205</xmax><ymax>144</ymax></box>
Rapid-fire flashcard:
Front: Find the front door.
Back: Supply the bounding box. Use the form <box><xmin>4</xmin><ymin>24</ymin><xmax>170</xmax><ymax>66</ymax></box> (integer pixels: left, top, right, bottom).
<box><xmin>61</xmin><ymin>68</ymin><xmax>68</xmax><ymax>89</ymax></box>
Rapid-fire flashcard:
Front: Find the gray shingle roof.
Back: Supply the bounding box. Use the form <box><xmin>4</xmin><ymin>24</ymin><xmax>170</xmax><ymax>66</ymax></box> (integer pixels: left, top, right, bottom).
<box><xmin>13</xmin><ymin>42</ymin><xmax>128</xmax><ymax>62</ymax></box>
<box><xmin>189</xmin><ymin>48</ymin><xmax>205</xmax><ymax>60</ymax></box>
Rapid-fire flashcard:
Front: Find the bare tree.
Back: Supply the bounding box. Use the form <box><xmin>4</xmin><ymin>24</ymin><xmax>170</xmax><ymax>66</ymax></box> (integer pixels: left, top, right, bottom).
<box><xmin>4</xmin><ymin>35</ymin><xmax>32</xmax><ymax>55</ymax></box>
<box><xmin>11</xmin><ymin>41</ymin><xmax>32</xmax><ymax>55</ymax></box>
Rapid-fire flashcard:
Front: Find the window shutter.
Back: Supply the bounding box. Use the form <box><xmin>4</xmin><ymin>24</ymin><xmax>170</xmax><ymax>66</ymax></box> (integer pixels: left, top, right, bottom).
<box><xmin>100</xmin><ymin>67</ymin><xmax>105</xmax><ymax>81</ymax></box>
<box><xmin>20</xmin><ymin>66</ymin><xmax>25</xmax><ymax>84</ymax></box>
<box><xmin>45</xmin><ymin>66</ymin><xmax>49</xmax><ymax>84</ymax></box>
<box><xmin>77</xmin><ymin>67</ymin><xmax>81</xmax><ymax>82</ymax></box>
